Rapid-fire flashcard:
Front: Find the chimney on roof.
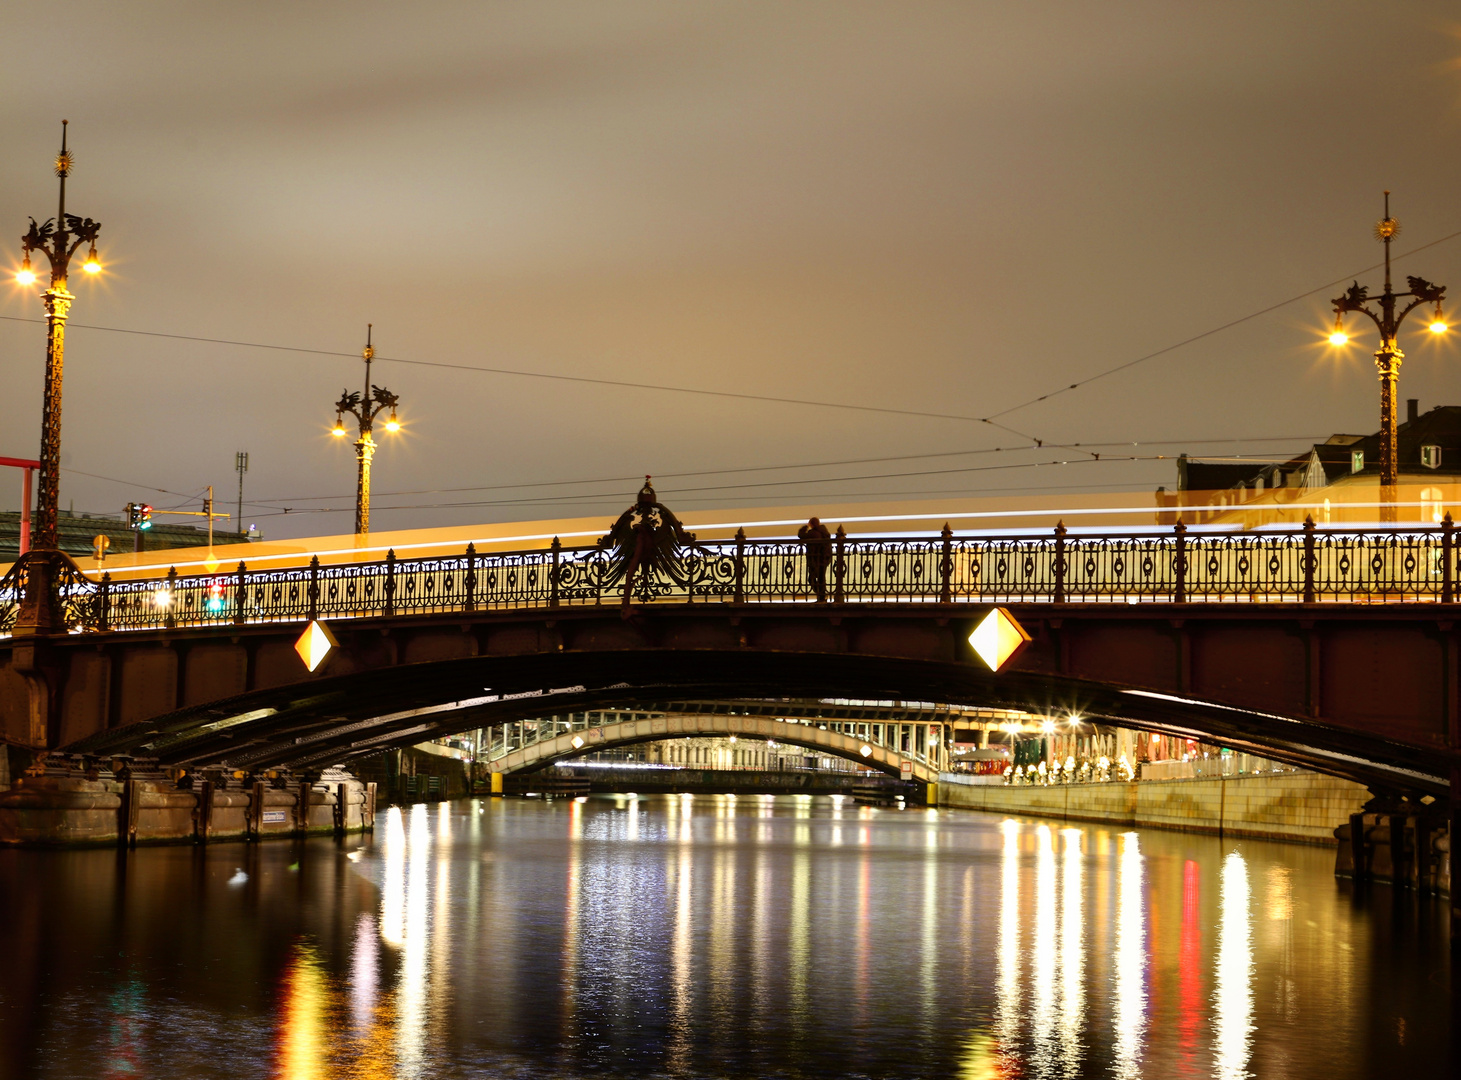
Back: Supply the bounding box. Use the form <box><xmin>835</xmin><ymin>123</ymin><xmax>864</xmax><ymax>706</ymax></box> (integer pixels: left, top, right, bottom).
<box><xmin>1407</xmin><ymin>398</ymin><xmax>1419</xmax><ymax>423</ymax></box>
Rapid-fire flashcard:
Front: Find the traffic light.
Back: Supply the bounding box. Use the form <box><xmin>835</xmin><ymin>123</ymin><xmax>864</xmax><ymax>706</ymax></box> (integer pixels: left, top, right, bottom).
<box><xmin>205</xmin><ymin>580</ymin><xmax>227</xmax><ymax>614</ymax></box>
<box><xmin>126</xmin><ymin>502</ymin><xmax>139</xmax><ymax>529</ymax></box>
<box><xmin>137</xmin><ymin>504</ymin><xmax>152</xmax><ymax>531</ymax></box>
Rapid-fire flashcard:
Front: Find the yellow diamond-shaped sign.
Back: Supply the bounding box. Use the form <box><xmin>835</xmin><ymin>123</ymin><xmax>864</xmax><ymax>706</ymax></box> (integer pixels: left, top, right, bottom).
<box><xmin>969</xmin><ymin>607</ymin><xmax>1030</xmax><ymax>672</ymax></box>
<box><xmin>294</xmin><ymin>619</ymin><xmax>339</xmax><ymax>673</ymax></box>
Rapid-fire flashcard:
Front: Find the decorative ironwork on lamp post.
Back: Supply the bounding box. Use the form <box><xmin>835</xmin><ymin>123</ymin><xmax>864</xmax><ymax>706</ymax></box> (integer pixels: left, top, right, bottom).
<box><xmin>330</xmin><ymin>325</ymin><xmax>402</xmax><ymax>537</ymax></box>
<box><xmin>1328</xmin><ymin>191</ymin><xmax>1448</xmax><ymax>521</ymax></box>
<box><xmin>12</xmin><ymin>120</ymin><xmax>104</xmax><ymax>633</ymax></box>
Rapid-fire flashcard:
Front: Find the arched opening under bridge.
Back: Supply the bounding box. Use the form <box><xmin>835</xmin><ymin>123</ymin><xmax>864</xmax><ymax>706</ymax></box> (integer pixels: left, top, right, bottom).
<box><xmin>61</xmin><ymin>648</ymin><xmax>1452</xmax><ymax>798</ymax></box>
<box><xmin>484</xmin><ymin>711</ymin><xmax>941</xmax><ymax>783</ymax></box>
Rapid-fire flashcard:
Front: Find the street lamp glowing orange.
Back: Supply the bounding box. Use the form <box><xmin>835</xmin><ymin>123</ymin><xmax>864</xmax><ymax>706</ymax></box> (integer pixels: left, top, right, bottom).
<box><xmin>1325</xmin><ymin>192</ymin><xmax>1449</xmax><ymax>522</ymax></box>
<box><xmin>331</xmin><ymin>415</ymin><xmax>346</xmax><ymax>437</ymax></box>
<box><xmin>329</xmin><ymin>324</ymin><xmax>404</xmax><ymax>537</ymax></box>
<box><xmin>15</xmin><ymin>255</ymin><xmax>34</xmax><ymax>286</ymax></box>
<box><xmin>1328</xmin><ymin>314</ymin><xmax>1349</xmax><ymax>346</ymax></box>
<box><xmin>81</xmin><ymin>244</ymin><xmax>100</xmax><ymax>274</ymax></box>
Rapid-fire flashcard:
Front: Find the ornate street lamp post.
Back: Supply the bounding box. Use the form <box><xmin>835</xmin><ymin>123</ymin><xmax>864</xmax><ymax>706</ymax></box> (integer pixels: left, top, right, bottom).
<box><xmin>1328</xmin><ymin>192</ymin><xmax>1448</xmax><ymax>521</ymax></box>
<box><xmin>330</xmin><ymin>325</ymin><xmax>402</xmax><ymax>537</ymax></box>
<box><xmin>12</xmin><ymin>121</ymin><xmax>104</xmax><ymax>634</ymax></box>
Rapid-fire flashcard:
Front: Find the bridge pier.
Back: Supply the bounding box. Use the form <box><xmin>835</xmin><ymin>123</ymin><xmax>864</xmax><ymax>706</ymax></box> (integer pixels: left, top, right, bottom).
<box><xmin>1454</xmin><ymin>769</ymin><xmax>1461</xmax><ymax>940</ymax></box>
<box><xmin>0</xmin><ymin>758</ymin><xmax>375</xmax><ymax>846</ymax></box>
<box><xmin>1333</xmin><ymin>796</ymin><xmax>1452</xmax><ymax>897</ymax></box>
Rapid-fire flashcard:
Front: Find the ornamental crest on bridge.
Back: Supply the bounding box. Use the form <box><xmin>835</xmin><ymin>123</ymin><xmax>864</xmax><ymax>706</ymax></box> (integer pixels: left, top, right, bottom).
<box><xmin>597</xmin><ymin>476</ymin><xmax>698</xmax><ymax>607</ymax></box>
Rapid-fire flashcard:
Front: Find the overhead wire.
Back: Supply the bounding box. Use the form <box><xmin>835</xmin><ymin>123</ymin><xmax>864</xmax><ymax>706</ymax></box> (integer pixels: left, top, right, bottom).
<box><xmin>239</xmin><ymin>449</ymin><xmax>1295</xmax><ymax>517</ymax></box>
<box><xmin>0</xmin><ymin>313</ymin><xmax>1053</xmax><ymax>446</ymax></box>
<box><xmin>58</xmin><ymin>433</ymin><xmax>1321</xmax><ymax>520</ymax></box>
<box><xmin>248</xmin><ymin>433</ymin><xmax>1323</xmax><ymax>505</ymax></box>
<box><xmin>3</xmin><ymin>228</ymin><xmax>1458</xmax><ymax>442</ymax></box>
<box><xmin>983</xmin><ymin>226</ymin><xmax>1461</xmax><ymax>421</ymax></box>
<box><xmin>19</xmin><ymin>226</ymin><xmax>1457</xmax><ymax>527</ymax></box>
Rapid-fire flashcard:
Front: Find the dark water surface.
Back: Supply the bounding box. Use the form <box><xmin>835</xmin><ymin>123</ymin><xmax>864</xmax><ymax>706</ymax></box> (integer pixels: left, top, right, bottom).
<box><xmin>0</xmin><ymin>795</ymin><xmax>1453</xmax><ymax>1078</ymax></box>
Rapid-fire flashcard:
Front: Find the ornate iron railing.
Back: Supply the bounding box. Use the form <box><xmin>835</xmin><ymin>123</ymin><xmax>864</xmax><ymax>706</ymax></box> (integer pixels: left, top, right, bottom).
<box><xmin>0</xmin><ymin>552</ymin><xmax>99</xmax><ymax>636</ymax></box>
<box><xmin>2</xmin><ymin>518</ymin><xmax>1457</xmax><ymax>637</ymax></box>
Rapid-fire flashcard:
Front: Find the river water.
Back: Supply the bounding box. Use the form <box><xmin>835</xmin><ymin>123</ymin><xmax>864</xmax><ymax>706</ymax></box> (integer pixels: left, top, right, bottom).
<box><xmin>0</xmin><ymin>794</ymin><xmax>1453</xmax><ymax>1079</ymax></box>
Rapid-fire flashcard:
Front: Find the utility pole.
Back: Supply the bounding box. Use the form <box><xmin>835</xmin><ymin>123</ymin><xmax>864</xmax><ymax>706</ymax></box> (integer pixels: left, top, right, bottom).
<box><xmin>149</xmin><ymin>487</ymin><xmax>227</xmax><ymax>548</ymax></box>
<box><xmin>235</xmin><ymin>451</ymin><xmax>249</xmax><ymax>530</ymax></box>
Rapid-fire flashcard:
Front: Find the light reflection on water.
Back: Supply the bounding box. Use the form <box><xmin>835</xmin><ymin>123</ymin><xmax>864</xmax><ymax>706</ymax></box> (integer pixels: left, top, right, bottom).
<box><xmin>0</xmin><ymin>795</ymin><xmax>1452</xmax><ymax>1079</ymax></box>
<box><xmin>1215</xmin><ymin>850</ymin><xmax>1254</xmax><ymax>1080</ymax></box>
<box><xmin>1113</xmin><ymin>831</ymin><xmax>1147</xmax><ymax>1079</ymax></box>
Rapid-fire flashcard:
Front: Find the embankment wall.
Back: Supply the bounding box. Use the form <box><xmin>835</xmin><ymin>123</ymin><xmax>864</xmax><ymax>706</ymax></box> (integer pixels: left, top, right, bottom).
<box><xmin>936</xmin><ymin>771</ymin><xmax>1369</xmax><ymax>845</ymax></box>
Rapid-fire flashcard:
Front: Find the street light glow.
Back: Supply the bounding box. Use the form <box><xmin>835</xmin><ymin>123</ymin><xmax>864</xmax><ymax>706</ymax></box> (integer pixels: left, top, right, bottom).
<box><xmin>384</xmin><ymin>413</ymin><xmax>401</xmax><ymax>433</ymax></box>
<box><xmin>15</xmin><ymin>256</ymin><xmax>35</xmax><ymax>286</ymax></box>
<box><xmin>82</xmin><ymin>246</ymin><xmax>101</xmax><ymax>274</ymax></box>
<box><xmin>1430</xmin><ymin>319</ymin><xmax>1448</xmax><ymax>334</ymax></box>
<box><xmin>1328</xmin><ymin>329</ymin><xmax>1349</xmax><ymax>346</ymax></box>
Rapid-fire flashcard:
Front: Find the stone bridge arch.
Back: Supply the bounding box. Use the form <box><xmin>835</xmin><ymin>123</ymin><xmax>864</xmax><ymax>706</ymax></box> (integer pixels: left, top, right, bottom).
<box><xmin>486</xmin><ymin>711</ymin><xmax>939</xmax><ymax>783</ymax></box>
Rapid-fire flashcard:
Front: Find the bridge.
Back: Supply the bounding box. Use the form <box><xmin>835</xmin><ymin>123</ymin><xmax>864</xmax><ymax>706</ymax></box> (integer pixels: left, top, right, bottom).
<box><xmin>2</xmin><ymin>510</ymin><xmax>1458</xmax><ymax>814</ymax></box>
<box><xmin>475</xmin><ymin>699</ymin><xmax>1013</xmax><ymax>782</ymax></box>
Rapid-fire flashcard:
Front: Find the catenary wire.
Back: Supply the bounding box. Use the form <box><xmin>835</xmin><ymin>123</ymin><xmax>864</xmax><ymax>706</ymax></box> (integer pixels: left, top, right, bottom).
<box><xmin>982</xmin><ymin>226</ymin><xmax>1461</xmax><ymax>420</ymax></box>
<box><xmin>5</xmin><ymin>229</ymin><xmax>1458</xmax><ymax>442</ymax></box>
<box><xmin>249</xmin><ymin>434</ymin><xmax>1322</xmax><ymax>505</ymax></box>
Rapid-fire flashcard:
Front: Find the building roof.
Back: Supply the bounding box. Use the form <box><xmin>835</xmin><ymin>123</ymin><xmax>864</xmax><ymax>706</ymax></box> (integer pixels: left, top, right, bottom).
<box><xmin>1175</xmin><ymin>402</ymin><xmax>1461</xmax><ymax>495</ymax></box>
<box><xmin>0</xmin><ymin>510</ymin><xmax>249</xmax><ymax>563</ymax></box>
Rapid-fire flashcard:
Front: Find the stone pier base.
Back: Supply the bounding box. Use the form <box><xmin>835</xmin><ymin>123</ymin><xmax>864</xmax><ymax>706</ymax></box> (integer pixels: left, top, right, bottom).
<box><xmin>0</xmin><ymin>769</ymin><xmax>375</xmax><ymax>847</ymax></box>
<box><xmin>1334</xmin><ymin>812</ymin><xmax>1452</xmax><ymax>896</ymax></box>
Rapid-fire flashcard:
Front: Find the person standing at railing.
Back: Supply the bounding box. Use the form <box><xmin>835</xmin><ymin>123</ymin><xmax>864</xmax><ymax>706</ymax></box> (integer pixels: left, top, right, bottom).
<box><xmin>798</xmin><ymin>517</ymin><xmax>833</xmax><ymax>602</ymax></box>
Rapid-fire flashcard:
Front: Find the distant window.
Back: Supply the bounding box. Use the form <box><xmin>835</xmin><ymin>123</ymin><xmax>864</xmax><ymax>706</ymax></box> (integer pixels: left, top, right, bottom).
<box><xmin>1351</xmin><ymin>450</ymin><xmax>1365</xmax><ymax>474</ymax></box>
<box><xmin>1422</xmin><ymin>445</ymin><xmax>1442</xmax><ymax>469</ymax></box>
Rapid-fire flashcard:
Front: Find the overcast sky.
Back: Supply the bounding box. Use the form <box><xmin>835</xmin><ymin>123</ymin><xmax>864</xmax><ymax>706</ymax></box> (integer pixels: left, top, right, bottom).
<box><xmin>2</xmin><ymin>2</ymin><xmax>1460</xmax><ymax>538</ymax></box>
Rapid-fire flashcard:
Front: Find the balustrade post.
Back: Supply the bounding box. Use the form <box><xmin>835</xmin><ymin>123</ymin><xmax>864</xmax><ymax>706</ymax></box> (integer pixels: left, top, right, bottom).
<box><xmin>97</xmin><ymin>572</ymin><xmax>111</xmax><ymax>632</ymax></box>
<box><xmin>1302</xmin><ymin>515</ymin><xmax>1316</xmax><ymax>604</ymax></box>
<box><xmin>1173</xmin><ymin>522</ymin><xmax>1187</xmax><ymax>604</ymax></box>
<box><xmin>1444</xmin><ymin>513</ymin><xmax>1454</xmax><ymax>604</ymax></box>
<box><xmin>307</xmin><ymin>556</ymin><xmax>320</xmax><ymax>623</ymax></box>
<box><xmin>550</xmin><ymin>536</ymin><xmax>561</xmax><ymax>608</ymax></box>
<box><xmin>939</xmin><ymin>523</ymin><xmax>953</xmax><ymax>604</ymax></box>
<box><xmin>164</xmin><ymin>567</ymin><xmax>178</xmax><ymax>629</ymax></box>
<box><xmin>834</xmin><ymin>525</ymin><xmax>846</xmax><ymax>605</ymax></box>
<box><xmin>464</xmin><ymin>543</ymin><xmax>477</xmax><ymax>612</ymax></box>
<box><xmin>1053</xmin><ymin>520</ymin><xmax>1067</xmax><ymax>604</ymax></box>
<box><xmin>234</xmin><ymin>561</ymin><xmax>247</xmax><ymax>626</ymax></box>
<box><xmin>734</xmin><ymin>528</ymin><xmax>746</xmax><ymax>605</ymax></box>
<box><xmin>384</xmin><ymin>549</ymin><xmax>396</xmax><ymax>618</ymax></box>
